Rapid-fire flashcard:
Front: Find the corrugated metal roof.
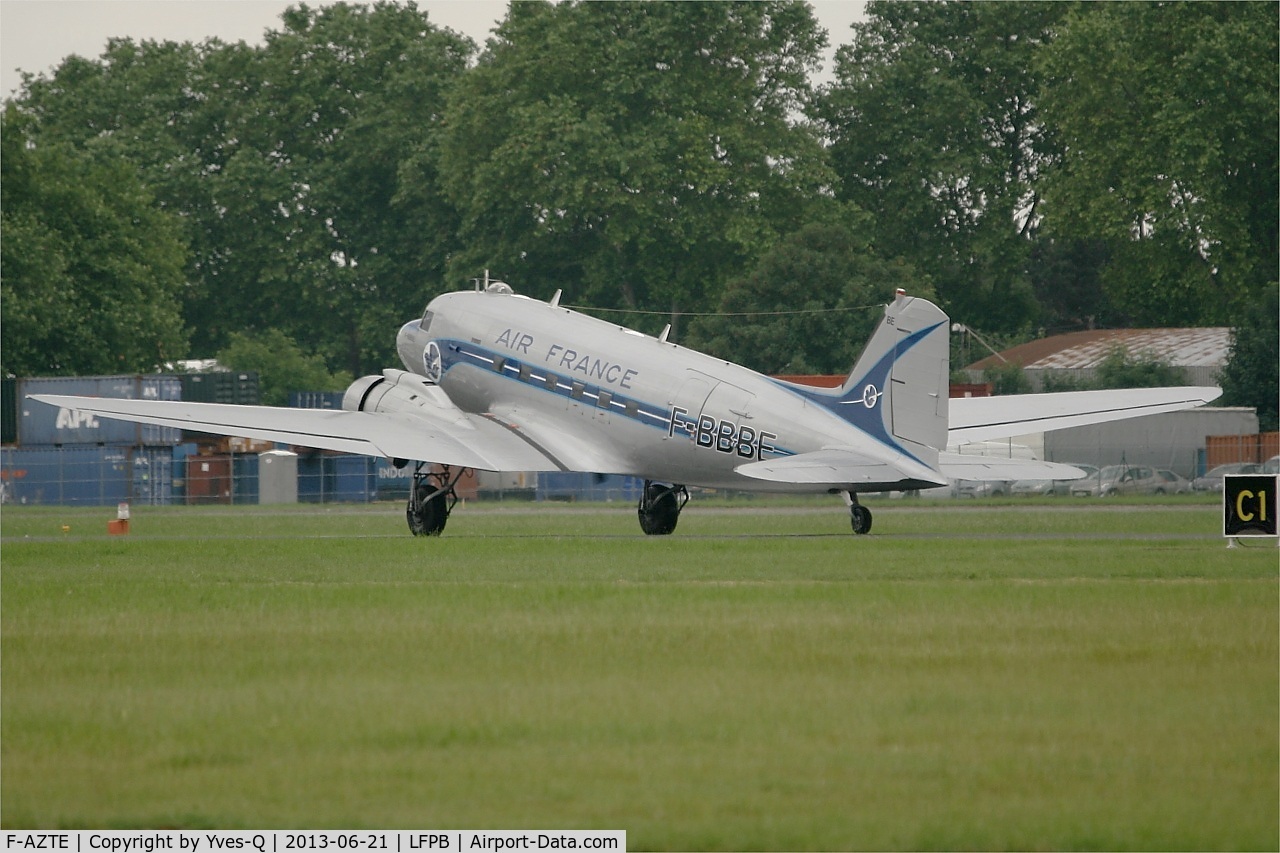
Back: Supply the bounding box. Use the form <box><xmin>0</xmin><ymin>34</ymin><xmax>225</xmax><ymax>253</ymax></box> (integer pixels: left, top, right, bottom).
<box><xmin>965</xmin><ymin>328</ymin><xmax>1232</xmax><ymax>371</ymax></box>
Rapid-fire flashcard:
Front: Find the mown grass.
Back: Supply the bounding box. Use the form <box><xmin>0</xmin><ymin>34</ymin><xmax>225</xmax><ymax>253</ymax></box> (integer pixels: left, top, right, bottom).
<box><xmin>2</xmin><ymin>501</ymin><xmax>1276</xmax><ymax>850</ymax></box>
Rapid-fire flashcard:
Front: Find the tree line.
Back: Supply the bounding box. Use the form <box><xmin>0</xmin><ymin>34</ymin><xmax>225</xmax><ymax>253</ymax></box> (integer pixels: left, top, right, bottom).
<box><xmin>2</xmin><ymin>1</ymin><xmax>1275</xmax><ymax>423</ymax></box>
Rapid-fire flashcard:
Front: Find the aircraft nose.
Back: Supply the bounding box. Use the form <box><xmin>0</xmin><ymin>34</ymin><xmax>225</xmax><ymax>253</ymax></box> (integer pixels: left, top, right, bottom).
<box><xmin>397</xmin><ymin>321</ymin><xmax>422</xmax><ymax>373</ymax></box>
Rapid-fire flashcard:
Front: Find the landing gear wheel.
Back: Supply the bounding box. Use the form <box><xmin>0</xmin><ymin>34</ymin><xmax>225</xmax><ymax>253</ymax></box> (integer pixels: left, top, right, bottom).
<box><xmin>842</xmin><ymin>490</ymin><xmax>872</xmax><ymax>535</ymax></box>
<box><xmin>850</xmin><ymin>504</ymin><xmax>873</xmax><ymax>535</ymax></box>
<box><xmin>405</xmin><ymin>463</ymin><xmax>463</xmax><ymax>537</ymax></box>
<box><xmin>407</xmin><ymin>484</ymin><xmax>449</xmax><ymax>536</ymax></box>
<box><xmin>638</xmin><ymin>481</ymin><xmax>688</xmax><ymax>535</ymax></box>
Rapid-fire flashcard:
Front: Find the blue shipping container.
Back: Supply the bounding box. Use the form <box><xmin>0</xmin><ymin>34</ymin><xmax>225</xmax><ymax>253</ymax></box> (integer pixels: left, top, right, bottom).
<box><xmin>536</xmin><ymin>472</ymin><xmax>645</xmax><ymax>503</ymax></box>
<box><xmin>131</xmin><ymin>447</ymin><xmax>175</xmax><ymax>506</ymax></box>
<box><xmin>2</xmin><ymin>446</ymin><xmax>132</xmax><ymax>506</ymax></box>
<box><xmin>19</xmin><ymin>375</ymin><xmax>183</xmax><ymax>446</ymax></box>
<box><xmin>298</xmin><ymin>455</ymin><xmax>376</xmax><ymax>503</ymax></box>
<box><xmin>289</xmin><ymin>391</ymin><xmax>345</xmax><ymax>409</ymax></box>
<box><xmin>375</xmin><ymin>458</ymin><xmax>414</xmax><ymax>499</ymax></box>
<box><xmin>1</xmin><ymin>446</ymin><xmax>180</xmax><ymax>506</ymax></box>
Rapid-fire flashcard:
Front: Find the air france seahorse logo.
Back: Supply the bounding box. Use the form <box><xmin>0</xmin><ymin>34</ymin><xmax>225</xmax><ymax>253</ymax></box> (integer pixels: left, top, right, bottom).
<box><xmin>861</xmin><ymin>383</ymin><xmax>882</xmax><ymax>409</ymax></box>
<box><xmin>422</xmin><ymin>341</ymin><xmax>443</xmax><ymax>383</ymax></box>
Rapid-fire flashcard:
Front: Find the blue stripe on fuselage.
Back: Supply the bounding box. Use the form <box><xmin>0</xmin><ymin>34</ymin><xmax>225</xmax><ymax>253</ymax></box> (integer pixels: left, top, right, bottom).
<box><xmin>432</xmin><ymin>338</ymin><xmax>797</xmax><ymax>459</ymax></box>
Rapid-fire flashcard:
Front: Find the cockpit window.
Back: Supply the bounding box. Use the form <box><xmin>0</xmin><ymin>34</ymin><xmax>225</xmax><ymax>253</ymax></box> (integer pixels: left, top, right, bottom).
<box><xmin>420</xmin><ymin>309</ymin><xmax>434</xmax><ymax>333</ymax></box>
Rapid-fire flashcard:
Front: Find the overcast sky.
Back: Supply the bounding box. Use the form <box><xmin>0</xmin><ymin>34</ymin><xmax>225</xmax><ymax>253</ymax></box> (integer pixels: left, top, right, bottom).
<box><xmin>1</xmin><ymin>1</ymin><xmax>866</xmax><ymax>99</ymax></box>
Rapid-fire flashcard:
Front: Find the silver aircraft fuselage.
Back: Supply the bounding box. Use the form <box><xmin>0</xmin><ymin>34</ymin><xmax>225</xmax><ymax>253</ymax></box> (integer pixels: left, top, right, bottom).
<box><xmin>394</xmin><ymin>290</ymin><xmax>934</xmax><ymax>492</ymax></box>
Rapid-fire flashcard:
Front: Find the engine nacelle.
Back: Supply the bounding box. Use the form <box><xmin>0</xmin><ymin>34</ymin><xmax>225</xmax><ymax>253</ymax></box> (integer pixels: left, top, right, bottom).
<box><xmin>342</xmin><ymin>369</ymin><xmax>442</xmax><ymax>414</ymax></box>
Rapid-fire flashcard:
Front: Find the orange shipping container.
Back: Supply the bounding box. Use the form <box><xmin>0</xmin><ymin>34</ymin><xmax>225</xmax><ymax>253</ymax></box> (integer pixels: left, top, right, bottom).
<box><xmin>1205</xmin><ymin>432</ymin><xmax>1280</xmax><ymax>468</ymax></box>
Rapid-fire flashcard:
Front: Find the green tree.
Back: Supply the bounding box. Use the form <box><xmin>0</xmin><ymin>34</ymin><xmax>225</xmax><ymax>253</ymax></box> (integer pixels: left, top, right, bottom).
<box><xmin>211</xmin><ymin>3</ymin><xmax>473</xmax><ymax>373</ymax></box>
<box><xmin>820</xmin><ymin>1</ymin><xmax>1067</xmax><ymax>334</ymax></box>
<box><xmin>688</xmin><ymin>221</ymin><xmax>930</xmax><ymax>374</ymax></box>
<box><xmin>215</xmin><ymin>329</ymin><xmax>353</xmax><ymax>407</ymax></box>
<box><xmin>12</xmin><ymin>4</ymin><xmax>474</xmax><ymax>374</ymax></box>
<box><xmin>983</xmin><ymin>362</ymin><xmax>1033</xmax><ymax>396</ymax></box>
<box><xmin>438</xmin><ymin>0</ymin><xmax>833</xmax><ymax>325</ymax></box>
<box><xmin>1093</xmin><ymin>347</ymin><xmax>1188</xmax><ymax>389</ymax></box>
<box><xmin>1037</xmin><ymin>2</ymin><xmax>1278</xmax><ymax>325</ymax></box>
<box><xmin>1217</xmin><ymin>284</ymin><xmax>1279</xmax><ymax>431</ymax></box>
<box><xmin>0</xmin><ymin>106</ymin><xmax>189</xmax><ymax>375</ymax></box>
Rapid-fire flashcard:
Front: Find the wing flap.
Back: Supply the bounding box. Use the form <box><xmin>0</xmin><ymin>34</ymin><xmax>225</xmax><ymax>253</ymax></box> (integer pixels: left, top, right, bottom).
<box><xmin>28</xmin><ymin>394</ymin><xmax>560</xmax><ymax>472</ymax></box>
<box><xmin>948</xmin><ymin>386</ymin><xmax>1222</xmax><ymax>443</ymax></box>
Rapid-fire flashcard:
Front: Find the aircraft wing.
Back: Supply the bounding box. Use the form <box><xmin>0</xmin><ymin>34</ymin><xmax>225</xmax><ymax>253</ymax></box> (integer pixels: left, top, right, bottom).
<box><xmin>948</xmin><ymin>386</ymin><xmax>1222</xmax><ymax>444</ymax></box>
<box><xmin>937</xmin><ymin>454</ymin><xmax>1085</xmax><ymax>481</ymax></box>
<box><xmin>27</xmin><ymin>394</ymin><xmax>562</xmax><ymax>472</ymax></box>
<box><xmin>735</xmin><ymin>447</ymin><xmax>948</xmax><ymax>489</ymax></box>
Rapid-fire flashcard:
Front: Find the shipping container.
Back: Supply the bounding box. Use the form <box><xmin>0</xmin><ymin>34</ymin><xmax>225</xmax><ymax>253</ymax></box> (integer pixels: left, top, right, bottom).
<box><xmin>298</xmin><ymin>454</ymin><xmax>376</xmax><ymax>503</ymax></box>
<box><xmin>375</xmin><ymin>461</ymin><xmax>482</xmax><ymax>501</ymax></box>
<box><xmin>171</xmin><ymin>443</ymin><xmax>200</xmax><ymax>503</ymax></box>
<box><xmin>289</xmin><ymin>391</ymin><xmax>345</xmax><ymax>409</ymax></box>
<box><xmin>233</xmin><ymin>454</ymin><xmax>260</xmax><ymax>504</ymax></box>
<box><xmin>537</xmin><ymin>472</ymin><xmax>644</xmax><ymax>503</ymax></box>
<box><xmin>181</xmin><ymin>371</ymin><xmax>260</xmax><ymax>405</ymax></box>
<box><xmin>375</xmin><ymin>458</ymin><xmax>414</xmax><ymax>499</ymax></box>
<box><xmin>2</xmin><ymin>446</ymin><xmax>131</xmax><ymax>506</ymax></box>
<box><xmin>185</xmin><ymin>455</ymin><xmax>241</xmax><ymax>505</ymax></box>
<box><xmin>475</xmin><ymin>469</ymin><xmax>529</xmax><ymax>500</ymax></box>
<box><xmin>2</xmin><ymin>378</ymin><xmax>17</xmax><ymax>444</ymax></box>
<box><xmin>17</xmin><ymin>375</ymin><xmax>183</xmax><ymax>446</ymax></box>
<box><xmin>131</xmin><ymin>447</ymin><xmax>175</xmax><ymax>506</ymax></box>
<box><xmin>1205</xmin><ymin>432</ymin><xmax>1280</xmax><ymax>468</ymax></box>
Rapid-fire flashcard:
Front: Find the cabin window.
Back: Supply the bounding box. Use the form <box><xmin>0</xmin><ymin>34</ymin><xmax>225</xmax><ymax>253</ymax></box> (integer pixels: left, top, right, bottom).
<box><xmin>519</xmin><ymin>364</ymin><xmax>532</xmax><ymax>381</ymax></box>
<box><xmin>597</xmin><ymin>391</ymin><xmax>613</xmax><ymax>409</ymax></box>
<box><xmin>492</xmin><ymin>356</ymin><xmax>505</xmax><ymax>373</ymax></box>
<box><xmin>571</xmin><ymin>381</ymin><xmax>586</xmax><ymax>400</ymax></box>
<box><xmin>420</xmin><ymin>309</ymin><xmax>434</xmax><ymax>333</ymax></box>
<box><xmin>624</xmin><ymin>399</ymin><xmax>639</xmax><ymax>417</ymax></box>
<box><xmin>544</xmin><ymin>373</ymin><xmax>559</xmax><ymax>390</ymax></box>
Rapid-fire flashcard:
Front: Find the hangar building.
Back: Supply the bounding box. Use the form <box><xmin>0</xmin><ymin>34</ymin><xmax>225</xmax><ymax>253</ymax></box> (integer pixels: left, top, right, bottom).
<box><xmin>962</xmin><ymin>327</ymin><xmax>1231</xmax><ymax>392</ymax></box>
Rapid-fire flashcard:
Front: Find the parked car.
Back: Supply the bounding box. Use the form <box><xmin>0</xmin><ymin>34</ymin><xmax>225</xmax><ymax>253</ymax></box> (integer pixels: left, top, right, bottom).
<box><xmin>1262</xmin><ymin>455</ymin><xmax>1280</xmax><ymax>475</ymax></box>
<box><xmin>1072</xmin><ymin>464</ymin><xmax>1167</xmax><ymax>497</ymax></box>
<box><xmin>1155</xmin><ymin>469</ymin><xmax>1191</xmax><ymax>494</ymax></box>
<box><xmin>1191</xmin><ymin>462</ymin><xmax>1263</xmax><ymax>493</ymax></box>
<box><xmin>954</xmin><ymin>478</ymin><xmax>1010</xmax><ymax>498</ymax></box>
<box><xmin>1011</xmin><ymin>464</ymin><xmax>1099</xmax><ymax>497</ymax></box>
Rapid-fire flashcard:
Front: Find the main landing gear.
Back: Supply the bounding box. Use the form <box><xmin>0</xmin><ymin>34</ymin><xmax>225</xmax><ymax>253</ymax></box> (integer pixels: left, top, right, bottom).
<box><xmin>638</xmin><ymin>480</ymin><xmax>689</xmax><ymax>535</ymax></box>
<box><xmin>842</xmin><ymin>490</ymin><xmax>873</xmax><ymax>535</ymax></box>
<box><xmin>405</xmin><ymin>462</ymin><xmax>464</xmax><ymax>536</ymax></box>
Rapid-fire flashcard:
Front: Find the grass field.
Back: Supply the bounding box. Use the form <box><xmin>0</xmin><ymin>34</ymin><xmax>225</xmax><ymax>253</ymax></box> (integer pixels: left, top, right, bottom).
<box><xmin>2</xmin><ymin>499</ymin><xmax>1276</xmax><ymax>850</ymax></box>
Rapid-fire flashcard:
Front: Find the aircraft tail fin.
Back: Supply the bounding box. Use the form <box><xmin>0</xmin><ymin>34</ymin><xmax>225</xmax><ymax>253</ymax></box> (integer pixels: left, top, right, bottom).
<box><xmin>818</xmin><ymin>290</ymin><xmax>951</xmax><ymax>460</ymax></box>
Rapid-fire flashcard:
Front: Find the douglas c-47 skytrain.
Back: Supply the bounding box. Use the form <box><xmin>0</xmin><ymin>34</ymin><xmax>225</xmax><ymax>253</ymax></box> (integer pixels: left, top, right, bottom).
<box><xmin>32</xmin><ymin>278</ymin><xmax>1221</xmax><ymax>536</ymax></box>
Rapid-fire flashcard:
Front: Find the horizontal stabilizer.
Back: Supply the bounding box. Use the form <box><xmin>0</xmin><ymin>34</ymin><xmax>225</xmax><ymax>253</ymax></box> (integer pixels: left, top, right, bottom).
<box><xmin>27</xmin><ymin>394</ymin><xmax>560</xmax><ymax>472</ymax></box>
<box><xmin>938</xmin><ymin>453</ymin><xmax>1086</xmax><ymax>481</ymax></box>
<box><xmin>736</xmin><ymin>447</ymin><xmax>947</xmax><ymax>490</ymax></box>
<box><xmin>948</xmin><ymin>386</ymin><xmax>1222</xmax><ymax>443</ymax></box>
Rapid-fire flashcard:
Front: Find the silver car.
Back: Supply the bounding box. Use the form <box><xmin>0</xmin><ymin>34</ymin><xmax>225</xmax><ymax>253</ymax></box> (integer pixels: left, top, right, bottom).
<box><xmin>1011</xmin><ymin>464</ymin><xmax>1099</xmax><ymax>497</ymax></box>
<box><xmin>1155</xmin><ymin>469</ymin><xmax>1191</xmax><ymax>494</ymax></box>
<box><xmin>954</xmin><ymin>479</ymin><xmax>1011</xmax><ymax>498</ymax></box>
<box><xmin>1191</xmin><ymin>462</ymin><xmax>1263</xmax><ymax>492</ymax></box>
<box><xmin>1073</xmin><ymin>464</ymin><xmax>1166</xmax><ymax>497</ymax></box>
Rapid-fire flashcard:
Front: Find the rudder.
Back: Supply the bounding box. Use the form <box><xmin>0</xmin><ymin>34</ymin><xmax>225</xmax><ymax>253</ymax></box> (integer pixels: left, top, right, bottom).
<box><xmin>826</xmin><ymin>290</ymin><xmax>950</xmax><ymax>458</ymax></box>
